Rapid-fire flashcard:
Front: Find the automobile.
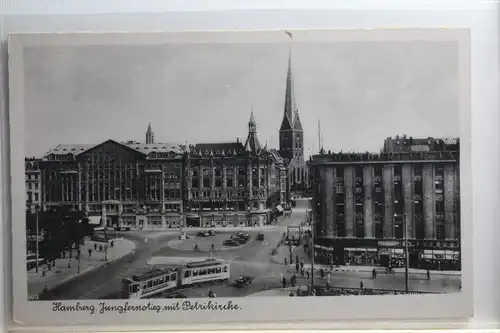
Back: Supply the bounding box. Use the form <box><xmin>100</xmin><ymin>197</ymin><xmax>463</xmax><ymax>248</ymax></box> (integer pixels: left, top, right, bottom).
<box><xmin>256</xmin><ymin>232</ymin><xmax>264</xmax><ymax>241</ymax></box>
<box><xmin>197</xmin><ymin>231</ymin><xmax>210</xmax><ymax>237</ymax></box>
<box><xmin>208</xmin><ymin>230</ymin><xmax>216</xmax><ymax>236</ymax></box>
<box><xmin>233</xmin><ymin>275</ymin><xmax>253</xmax><ymax>288</ymax></box>
<box><xmin>223</xmin><ymin>239</ymin><xmax>239</xmax><ymax>247</ymax></box>
<box><xmin>233</xmin><ymin>237</ymin><xmax>247</xmax><ymax>245</ymax></box>
<box><xmin>233</xmin><ymin>232</ymin><xmax>249</xmax><ymax>240</ymax></box>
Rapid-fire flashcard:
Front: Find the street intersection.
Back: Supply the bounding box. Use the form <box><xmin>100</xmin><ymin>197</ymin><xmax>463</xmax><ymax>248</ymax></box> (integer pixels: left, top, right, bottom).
<box><xmin>41</xmin><ymin>200</ymin><xmax>461</xmax><ymax>300</ymax></box>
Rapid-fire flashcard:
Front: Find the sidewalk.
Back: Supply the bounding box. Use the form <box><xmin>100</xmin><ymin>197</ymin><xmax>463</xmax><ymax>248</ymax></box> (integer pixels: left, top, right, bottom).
<box><xmin>27</xmin><ymin>238</ymin><xmax>136</xmax><ymax>296</ymax></box>
<box><xmin>269</xmin><ymin>243</ymin><xmax>461</xmax><ymax>277</ymax></box>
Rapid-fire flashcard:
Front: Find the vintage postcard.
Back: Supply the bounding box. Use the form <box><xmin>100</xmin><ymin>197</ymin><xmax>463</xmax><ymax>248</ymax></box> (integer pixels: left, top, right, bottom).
<box><xmin>8</xmin><ymin>30</ymin><xmax>472</xmax><ymax>328</ymax></box>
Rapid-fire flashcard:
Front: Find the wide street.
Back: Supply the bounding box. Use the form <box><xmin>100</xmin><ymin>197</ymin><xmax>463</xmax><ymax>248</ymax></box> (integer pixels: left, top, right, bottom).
<box><xmin>43</xmin><ymin>199</ymin><xmax>460</xmax><ymax>300</ymax></box>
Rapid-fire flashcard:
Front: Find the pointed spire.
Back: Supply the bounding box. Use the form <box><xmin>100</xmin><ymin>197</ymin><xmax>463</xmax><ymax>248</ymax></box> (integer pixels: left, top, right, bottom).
<box><xmin>248</xmin><ymin>107</ymin><xmax>257</xmax><ymax>133</ymax></box>
<box><xmin>145</xmin><ymin>122</ymin><xmax>154</xmax><ymax>144</ymax></box>
<box><xmin>244</xmin><ymin>108</ymin><xmax>262</xmax><ymax>155</ymax></box>
<box><xmin>293</xmin><ymin>109</ymin><xmax>303</xmax><ymax>131</ymax></box>
<box><xmin>284</xmin><ymin>48</ymin><xmax>295</xmax><ymax>126</ymax></box>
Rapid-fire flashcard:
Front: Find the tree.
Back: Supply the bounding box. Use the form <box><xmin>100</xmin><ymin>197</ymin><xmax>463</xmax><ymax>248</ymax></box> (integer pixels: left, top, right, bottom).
<box><xmin>36</xmin><ymin>206</ymin><xmax>94</xmax><ymax>261</ymax></box>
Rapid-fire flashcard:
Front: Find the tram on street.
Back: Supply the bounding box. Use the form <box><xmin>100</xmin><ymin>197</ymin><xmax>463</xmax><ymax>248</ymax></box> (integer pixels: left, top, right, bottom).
<box><xmin>121</xmin><ymin>258</ymin><xmax>230</xmax><ymax>299</ymax></box>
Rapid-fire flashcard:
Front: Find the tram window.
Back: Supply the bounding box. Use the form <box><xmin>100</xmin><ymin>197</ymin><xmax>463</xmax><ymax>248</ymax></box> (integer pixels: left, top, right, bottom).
<box><xmin>184</xmin><ymin>270</ymin><xmax>191</xmax><ymax>278</ymax></box>
<box><xmin>172</xmin><ymin>274</ymin><xmax>177</xmax><ymax>280</ymax></box>
<box><xmin>159</xmin><ymin>277</ymin><xmax>164</xmax><ymax>284</ymax></box>
<box><xmin>142</xmin><ymin>283</ymin><xmax>146</xmax><ymax>290</ymax></box>
<box><xmin>154</xmin><ymin>279</ymin><xmax>158</xmax><ymax>286</ymax></box>
<box><xmin>193</xmin><ymin>270</ymin><xmax>198</xmax><ymax>276</ymax></box>
<box><xmin>148</xmin><ymin>281</ymin><xmax>153</xmax><ymax>288</ymax></box>
<box><xmin>200</xmin><ymin>269</ymin><xmax>207</xmax><ymax>276</ymax></box>
<box><xmin>208</xmin><ymin>268</ymin><xmax>214</xmax><ymax>274</ymax></box>
<box><xmin>216</xmin><ymin>267</ymin><xmax>222</xmax><ymax>273</ymax></box>
<box><xmin>133</xmin><ymin>285</ymin><xmax>139</xmax><ymax>293</ymax></box>
<box><xmin>223</xmin><ymin>266</ymin><xmax>228</xmax><ymax>272</ymax></box>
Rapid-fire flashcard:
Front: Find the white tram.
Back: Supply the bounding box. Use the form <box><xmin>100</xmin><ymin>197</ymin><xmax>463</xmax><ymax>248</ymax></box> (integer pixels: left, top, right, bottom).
<box><xmin>122</xmin><ymin>268</ymin><xmax>178</xmax><ymax>299</ymax></box>
<box><xmin>121</xmin><ymin>259</ymin><xmax>230</xmax><ymax>299</ymax></box>
<box><xmin>180</xmin><ymin>258</ymin><xmax>230</xmax><ymax>286</ymax></box>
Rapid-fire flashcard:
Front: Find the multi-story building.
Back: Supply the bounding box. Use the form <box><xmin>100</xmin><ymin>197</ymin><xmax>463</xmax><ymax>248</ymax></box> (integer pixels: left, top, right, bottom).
<box><xmin>278</xmin><ymin>51</ymin><xmax>309</xmax><ymax>194</ymax></box>
<box><xmin>184</xmin><ymin>112</ymin><xmax>286</xmax><ymax>227</ymax></box>
<box><xmin>25</xmin><ymin>157</ymin><xmax>42</xmax><ymax>211</ymax></box>
<box><xmin>37</xmin><ymin>116</ymin><xmax>286</xmax><ymax>229</ymax></box>
<box><xmin>383</xmin><ymin>135</ymin><xmax>459</xmax><ymax>153</ymax></box>
<box><xmin>308</xmin><ymin>144</ymin><xmax>461</xmax><ymax>271</ymax></box>
<box><xmin>39</xmin><ymin>124</ymin><xmax>185</xmax><ymax>229</ymax></box>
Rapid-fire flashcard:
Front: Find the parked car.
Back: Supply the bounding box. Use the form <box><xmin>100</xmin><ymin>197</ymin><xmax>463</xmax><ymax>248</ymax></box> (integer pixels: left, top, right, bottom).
<box><xmin>233</xmin><ymin>275</ymin><xmax>253</xmax><ymax>288</ymax></box>
<box><xmin>256</xmin><ymin>232</ymin><xmax>265</xmax><ymax>241</ymax></box>
<box><xmin>208</xmin><ymin>230</ymin><xmax>216</xmax><ymax>236</ymax></box>
<box><xmin>233</xmin><ymin>237</ymin><xmax>247</xmax><ymax>245</ymax></box>
<box><xmin>197</xmin><ymin>231</ymin><xmax>210</xmax><ymax>237</ymax></box>
<box><xmin>233</xmin><ymin>232</ymin><xmax>249</xmax><ymax>240</ymax></box>
<box><xmin>223</xmin><ymin>239</ymin><xmax>239</xmax><ymax>247</ymax></box>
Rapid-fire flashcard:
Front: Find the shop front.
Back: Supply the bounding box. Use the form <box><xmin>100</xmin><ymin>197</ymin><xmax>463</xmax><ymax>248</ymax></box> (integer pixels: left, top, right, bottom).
<box><xmin>314</xmin><ymin>237</ymin><xmax>461</xmax><ymax>271</ymax></box>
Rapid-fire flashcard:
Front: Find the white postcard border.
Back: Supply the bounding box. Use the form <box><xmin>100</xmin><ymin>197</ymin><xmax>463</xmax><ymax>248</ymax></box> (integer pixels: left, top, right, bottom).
<box><xmin>8</xmin><ymin>29</ymin><xmax>472</xmax><ymax>328</ymax></box>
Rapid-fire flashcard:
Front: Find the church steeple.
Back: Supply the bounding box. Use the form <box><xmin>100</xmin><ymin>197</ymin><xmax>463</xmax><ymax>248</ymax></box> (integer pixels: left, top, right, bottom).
<box><xmin>283</xmin><ymin>50</ymin><xmax>296</xmax><ymax>126</ymax></box>
<box><xmin>244</xmin><ymin>109</ymin><xmax>262</xmax><ymax>155</ymax></box>
<box><xmin>146</xmin><ymin>122</ymin><xmax>154</xmax><ymax>144</ymax></box>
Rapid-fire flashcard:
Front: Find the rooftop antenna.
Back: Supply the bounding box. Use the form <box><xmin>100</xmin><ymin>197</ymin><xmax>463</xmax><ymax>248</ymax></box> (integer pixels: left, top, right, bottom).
<box><xmin>318</xmin><ymin>119</ymin><xmax>322</xmax><ymax>150</ymax></box>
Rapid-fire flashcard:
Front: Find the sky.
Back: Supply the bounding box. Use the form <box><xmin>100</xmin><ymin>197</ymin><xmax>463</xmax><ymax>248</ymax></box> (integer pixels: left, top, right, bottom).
<box><xmin>23</xmin><ymin>40</ymin><xmax>460</xmax><ymax>158</ymax></box>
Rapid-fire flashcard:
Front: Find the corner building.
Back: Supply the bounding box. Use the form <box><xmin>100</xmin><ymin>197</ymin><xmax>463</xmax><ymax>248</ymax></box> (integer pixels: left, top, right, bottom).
<box><xmin>184</xmin><ymin>112</ymin><xmax>286</xmax><ymax>227</ymax></box>
<box><xmin>308</xmin><ymin>147</ymin><xmax>461</xmax><ymax>271</ymax></box>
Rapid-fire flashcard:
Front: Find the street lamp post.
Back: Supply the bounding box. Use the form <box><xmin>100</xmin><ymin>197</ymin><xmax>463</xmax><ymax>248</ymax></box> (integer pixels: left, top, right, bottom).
<box><xmin>403</xmin><ymin>213</ymin><xmax>409</xmax><ymax>293</ymax></box>
<box><xmin>310</xmin><ymin>215</ymin><xmax>315</xmax><ymax>295</ymax></box>
<box><xmin>35</xmin><ymin>205</ymin><xmax>40</xmax><ymax>273</ymax></box>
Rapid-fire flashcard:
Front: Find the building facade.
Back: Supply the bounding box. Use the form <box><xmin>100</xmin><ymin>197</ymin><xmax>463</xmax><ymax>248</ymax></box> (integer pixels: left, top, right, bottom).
<box><xmin>184</xmin><ymin>112</ymin><xmax>286</xmax><ymax>227</ymax></box>
<box><xmin>25</xmin><ymin>158</ymin><xmax>42</xmax><ymax>211</ymax></box>
<box><xmin>308</xmin><ymin>146</ymin><xmax>461</xmax><ymax>270</ymax></box>
<box><xmin>36</xmin><ymin>118</ymin><xmax>286</xmax><ymax>229</ymax></box>
<box><xmin>278</xmin><ymin>51</ymin><xmax>309</xmax><ymax>194</ymax></box>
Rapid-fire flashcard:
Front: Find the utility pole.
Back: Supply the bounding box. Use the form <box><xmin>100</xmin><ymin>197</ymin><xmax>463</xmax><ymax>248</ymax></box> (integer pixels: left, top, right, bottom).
<box><xmin>310</xmin><ymin>213</ymin><xmax>315</xmax><ymax>295</ymax></box>
<box><xmin>35</xmin><ymin>205</ymin><xmax>40</xmax><ymax>273</ymax></box>
<box><xmin>404</xmin><ymin>213</ymin><xmax>409</xmax><ymax>293</ymax></box>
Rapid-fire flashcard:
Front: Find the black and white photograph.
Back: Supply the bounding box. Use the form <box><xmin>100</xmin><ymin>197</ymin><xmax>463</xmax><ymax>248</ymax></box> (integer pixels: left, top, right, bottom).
<box><xmin>9</xmin><ymin>30</ymin><xmax>472</xmax><ymax>325</ymax></box>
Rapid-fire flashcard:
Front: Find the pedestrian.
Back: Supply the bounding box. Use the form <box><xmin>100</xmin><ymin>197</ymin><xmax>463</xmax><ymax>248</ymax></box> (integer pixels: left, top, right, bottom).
<box><xmin>320</xmin><ymin>268</ymin><xmax>325</xmax><ymax>279</ymax></box>
<box><xmin>300</xmin><ymin>261</ymin><xmax>304</xmax><ymax>271</ymax></box>
<box><xmin>360</xmin><ymin>280</ymin><xmax>364</xmax><ymax>290</ymax></box>
<box><xmin>284</xmin><ymin>257</ymin><xmax>287</xmax><ymax>266</ymax></box>
<box><xmin>67</xmin><ymin>260</ymin><xmax>71</xmax><ymax>268</ymax></box>
<box><xmin>111</xmin><ymin>240</ymin><xmax>114</xmax><ymax>248</ymax></box>
<box><xmin>132</xmin><ymin>248</ymin><xmax>135</xmax><ymax>257</ymax></box>
<box><xmin>94</xmin><ymin>243</ymin><xmax>97</xmax><ymax>251</ymax></box>
<box><xmin>372</xmin><ymin>268</ymin><xmax>377</xmax><ymax>279</ymax></box>
<box><xmin>427</xmin><ymin>269</ymin><xmax>430</xmax><ymax>280</ymax></box>
<box><xmin>295</xmin><ymin>262</ymin><xmax>299</xmax><ymax>273</ymax></box>
<box><xmin>62</xmin><ymin>251</ymin><xmax>66</xmax><ymax>259</ymax></box>
<box><xmin>282</xmin><ymin>276</ymin><xmax>287</xmax><ymax>288</ymax></box>
<box><xmin>306</xmin><ymin>270</ymin><xmax>310</xmax><ymax>280</ymax></box>
<box><xmin>296</xmin><ymin>254</ymin><xmax>299</xmax><ymax>264</ymax></box>
<box><xmin>42</xmin><ymin>268</ymin><xmax>46</xmax><ymax>277</ymax></box>
<box><xmin>43</xmin><ymin>285</ymin><xmax>49</xmax><ymax>294</ymax></box>
<box><xmin>88</xmin><ymin>248</ymin><xmax>92</xmax><ymax>258</ymax></box>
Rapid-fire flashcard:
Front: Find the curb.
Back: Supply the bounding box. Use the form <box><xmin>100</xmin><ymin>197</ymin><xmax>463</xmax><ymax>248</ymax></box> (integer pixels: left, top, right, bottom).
<box><xmin>34</xmin><ymin>241</ymin><xmax>136</xmax><ymax>300</ymax></box>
